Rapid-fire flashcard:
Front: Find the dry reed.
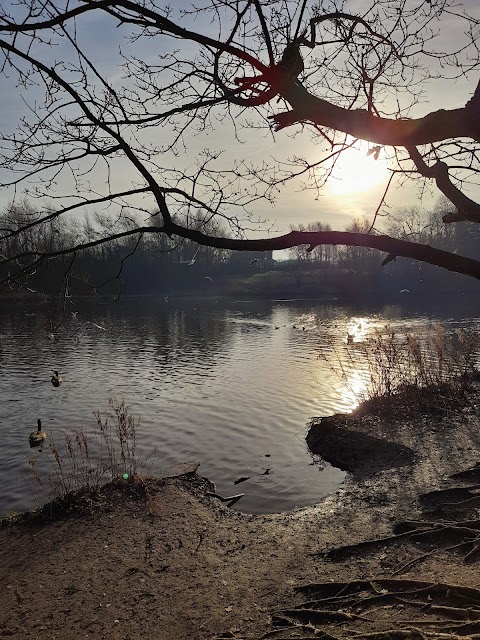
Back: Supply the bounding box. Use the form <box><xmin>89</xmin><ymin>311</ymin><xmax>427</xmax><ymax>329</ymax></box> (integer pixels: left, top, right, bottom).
<box><xmin>322</xmin><ymin>323</ymin><xmax>480</xmax><ymax>413</ymax></box>
<box><xmin>27</xmin><ymin>398</ymin><xmax>156</xmax><ymax>506</ymax></box>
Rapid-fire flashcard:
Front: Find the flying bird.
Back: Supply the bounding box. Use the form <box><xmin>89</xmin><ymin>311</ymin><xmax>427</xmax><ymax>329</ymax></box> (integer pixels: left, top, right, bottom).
<box><xmin>188</xmin><ymin>248</ymin><xmax>200</xmax><ymax>265</ymax></box>
<box><xmin>174</xmin><ymin>247</ymin><xmax>200</xmax><ymax>265</ymax></box>
<box><xmin>90</xmin><ymin>322</ymin><xmax>107</xmax><ymax>331</ymax></box>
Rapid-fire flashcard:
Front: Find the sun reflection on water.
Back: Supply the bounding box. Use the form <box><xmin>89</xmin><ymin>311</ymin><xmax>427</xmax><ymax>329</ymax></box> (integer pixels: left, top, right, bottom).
<box><xmin>336</xmin><ymin>368</ymin><xmax>369</xmax><ymax>413</ymax></box>
<box><xmin>346</xmin><ymin>316</ymin><xmax>371</xmax><ymax>343</ymax></box>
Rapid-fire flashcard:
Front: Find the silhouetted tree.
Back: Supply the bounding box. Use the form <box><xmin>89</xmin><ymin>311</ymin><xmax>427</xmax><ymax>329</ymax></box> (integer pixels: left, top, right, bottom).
<box><xmin>1</xmin><ymin>0</ymin><xmax>480</xmax><ymax>293</ymax></box>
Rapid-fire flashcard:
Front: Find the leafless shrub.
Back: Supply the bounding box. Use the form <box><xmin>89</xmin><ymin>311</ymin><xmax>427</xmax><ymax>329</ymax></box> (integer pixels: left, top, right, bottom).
<box><xmin>322</xmin><ymin>324</ymin><xmax>480</xmax><ymax>414</ymax></box>
<box><xmin>28</xmin><ymin>398</ymin><xmax>156</xmax><ymax>505</ymax></box>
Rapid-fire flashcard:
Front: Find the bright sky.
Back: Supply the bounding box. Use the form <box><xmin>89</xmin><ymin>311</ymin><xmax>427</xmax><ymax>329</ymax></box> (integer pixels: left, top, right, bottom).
<box><xmin>0</xmin><ymin>0</ymin><xmax>479</xmax><ymax>236</ymax></box>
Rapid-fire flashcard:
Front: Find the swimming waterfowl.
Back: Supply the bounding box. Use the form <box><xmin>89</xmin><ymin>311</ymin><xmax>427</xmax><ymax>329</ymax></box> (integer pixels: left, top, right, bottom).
<box><xmin>29</xmin><ymin>419</ymin><xmax>46</xmax><ymax>447</ymax></box>
<box><xmin>51</xmin><ymin>370</ymin><xmax>63</xmax><ymax>387</ymax></box>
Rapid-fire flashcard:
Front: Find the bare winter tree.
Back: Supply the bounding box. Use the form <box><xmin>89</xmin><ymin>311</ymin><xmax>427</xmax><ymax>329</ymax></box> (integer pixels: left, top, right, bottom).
<box><xmin>0</xmin><ymin>0</ymin><xmax>480</xmax><ymax>288</ymax></box>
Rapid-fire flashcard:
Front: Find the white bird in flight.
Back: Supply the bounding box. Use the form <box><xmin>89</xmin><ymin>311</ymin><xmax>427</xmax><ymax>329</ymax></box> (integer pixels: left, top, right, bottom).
<box><xmin>174</xmin><ymin>247</ymin><xmax>200</xmax><ymax>265</ymax></box>
<box><xmin>187</xmin><ymin>248</ymin><xmax>200</xmax><ymax>265</ymax></box>
<box><xmin>89</xmin><ymin>322</ymin><xmax>107</xmax><ymax>331</ymax></box>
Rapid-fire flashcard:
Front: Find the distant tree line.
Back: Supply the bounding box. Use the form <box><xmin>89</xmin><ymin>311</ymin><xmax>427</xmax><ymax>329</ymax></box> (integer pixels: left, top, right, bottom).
<box><xmin>2</xmin><ymin>0</ymin><xmax>480</xmax><ymax>285</ymax></box>
<box><xmin>288</xmin><ymin>197</ymin><xmax>480</xmax><ymax>295</ymax></box>
<box><xmin>0</xmin><ymin>199</ymin><xmax>270</xmax><ymax>297</ymax></box>
<box><xmin>1</xmin><ymin>197</ymin><xmax>478</xmax><ymax>299</ymax></box>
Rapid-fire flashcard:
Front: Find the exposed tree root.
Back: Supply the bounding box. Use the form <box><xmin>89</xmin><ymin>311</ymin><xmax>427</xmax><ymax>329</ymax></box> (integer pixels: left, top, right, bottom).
<box><xmin>390</xmin><ymin>548</ymin><xmax>447</xmax><ymax>577</ymax></box>
<box><xmin>272</xmin><ymin>609</ymin><xmax>372</xmax><ymax>624</ymax></box>
<box><xmin>252</xmin><ymin>472</ymin><xmax>480</xmax><ymax>639</ymax></box>
<box><xmin>464</xmin><ymin>544</ymin><xmax>480</xmax><ymax>563</ymax></box>
<box><xmin>394</xmin><ymin>520</ymin><xmax>480</xmax><ymax>534</ymax></box>
<box><xmin>256</xmin><ymin>580</ymin><xmax>480</xmax><ymax>640</ymax></box>
<box><xmin>450</xmin><ymin>466</ymin><xmax>480</xmax><ymax>482</ymax></box>
<box><xmin>321</xmin><ymin>475</ymin><xmax>480</xmax><ymax>571</ymax></box>
<box><xmin>419</xmin><ymin>486</ymin><xmax>480</xmax><ymax>506</ymax></box>
<box><xmin>426</xmin><ymin>496</ymin><xmax>480</xmax><ymax>518</ymax></box>
<box><xmin>321</xmin><ymin>530</ymin><xmax>423</xmax><ymax>560</ymax></box>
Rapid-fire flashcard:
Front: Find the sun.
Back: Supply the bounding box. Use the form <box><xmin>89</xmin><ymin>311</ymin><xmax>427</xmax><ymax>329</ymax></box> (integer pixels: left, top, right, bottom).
<box><xmin>328</xmin><ymin>142</ymin><xmax>389</xmax><ymax>196</ymax></box>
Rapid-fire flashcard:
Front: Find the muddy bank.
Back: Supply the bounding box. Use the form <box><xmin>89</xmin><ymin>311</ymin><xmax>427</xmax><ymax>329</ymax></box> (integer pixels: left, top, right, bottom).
<box><xmin>306</xmin><ymin>414</ymin><xmax>416</xmax><ymax>474</ymax></box>
<box><xmin>3</xmin><ymin>385</ymin><xmax>480</xmax><ymax>639</ymax></box>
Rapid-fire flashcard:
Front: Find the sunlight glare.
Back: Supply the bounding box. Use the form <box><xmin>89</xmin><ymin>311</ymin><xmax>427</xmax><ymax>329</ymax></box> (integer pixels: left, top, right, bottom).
<box><xmin>346</xmin><ymin>317</ymin><xmax>370</xmax><ymax>343</ymax></box>
<box><xmin>337</xmin><ymin>369</ymin><xmax>368</xmax><ymax>413</ymax></box>
<box><xmin>328</xmin><ymin>143</ymin><xmax>389</xmax><ymax>195</ymax></box>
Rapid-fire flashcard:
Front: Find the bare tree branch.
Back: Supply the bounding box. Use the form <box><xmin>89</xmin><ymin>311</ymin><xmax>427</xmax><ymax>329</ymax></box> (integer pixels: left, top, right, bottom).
<box><xmin>1</xmin><ymin>0</ymin><xmax>480</xmax><ymax>289</ymax></box>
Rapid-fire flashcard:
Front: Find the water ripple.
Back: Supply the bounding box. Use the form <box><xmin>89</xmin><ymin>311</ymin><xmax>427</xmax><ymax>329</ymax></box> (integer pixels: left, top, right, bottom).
<box><xmin>1</xmin><ymin>298</ymin><xmax>479</xmax><ymax>515</ymax></box>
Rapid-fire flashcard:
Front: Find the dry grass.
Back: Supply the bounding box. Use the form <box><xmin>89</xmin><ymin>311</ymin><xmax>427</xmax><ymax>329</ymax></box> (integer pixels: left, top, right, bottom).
<box><xmin>324</xmin><ymin>324</ymin><xmax>480</xmax><ymax>415</ymax></box>
<box><xmin>25</xmin><ymin>398</ymin><xmax>156</xmax><ymax>511</ymax></box>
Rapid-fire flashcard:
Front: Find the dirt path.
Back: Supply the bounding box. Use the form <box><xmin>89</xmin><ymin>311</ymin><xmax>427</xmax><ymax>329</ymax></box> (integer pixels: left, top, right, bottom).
<box><xmin>3</xmin><ymin>387</ymin><xmax>480</xmax><ymax>639</ymax></box>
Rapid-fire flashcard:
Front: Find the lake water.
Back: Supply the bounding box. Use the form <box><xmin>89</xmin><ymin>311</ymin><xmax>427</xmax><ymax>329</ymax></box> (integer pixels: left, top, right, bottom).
<box><xmin>1</xmin><ymin>295</ymin><xmax>479</xmax><ymax>516</ymax></box>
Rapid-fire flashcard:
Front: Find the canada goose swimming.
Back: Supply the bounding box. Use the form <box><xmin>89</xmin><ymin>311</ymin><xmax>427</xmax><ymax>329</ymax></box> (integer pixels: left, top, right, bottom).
<box><xmin>29</xmin><ymin>419</ymin><xmax>46</xmax><ymax>447</ymax></box>
<box><xmin>51</xmin><ymin>370</ymin><xmax>63</xmax><ymax>387</ymax></box>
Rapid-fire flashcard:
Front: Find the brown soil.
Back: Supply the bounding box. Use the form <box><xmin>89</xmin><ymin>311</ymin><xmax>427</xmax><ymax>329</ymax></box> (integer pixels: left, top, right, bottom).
<box><xmin>3</xmin><ymin>386</ymin><xmax>480</xmax><ymax>639</ymax></box>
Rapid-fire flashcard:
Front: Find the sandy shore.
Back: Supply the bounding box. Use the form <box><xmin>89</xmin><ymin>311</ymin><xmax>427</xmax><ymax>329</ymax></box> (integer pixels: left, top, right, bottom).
<box><xmin>3</xmin><ymin>386</ymin><xmax>480</xmax><ymax>639</ymax></box>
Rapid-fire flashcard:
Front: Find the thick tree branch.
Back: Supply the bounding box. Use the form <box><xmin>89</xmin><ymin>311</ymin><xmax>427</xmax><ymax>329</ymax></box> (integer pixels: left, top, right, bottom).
<box><xmin>3</xmin><ymin>226</ymin><xmax>480</xmax><ymax>282</ymax></box>
<box><xmin>406</xmin><ymin>146</ymin><xmax>480</xmax><ymax>224</ymax></box>
<box><xmin>270</xmin><ymin>81</ymin><xmax>480</xmax><ymax>146</ymax></box>
<box><xmin>166</xmin><ymin>226</ymin><xmax>480</xmax><ymax>281</ymax></box>
<box><xmin>1</xmin><ymin>0</ymin><xmax>480</xmax><ymax>291</ymax></box>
